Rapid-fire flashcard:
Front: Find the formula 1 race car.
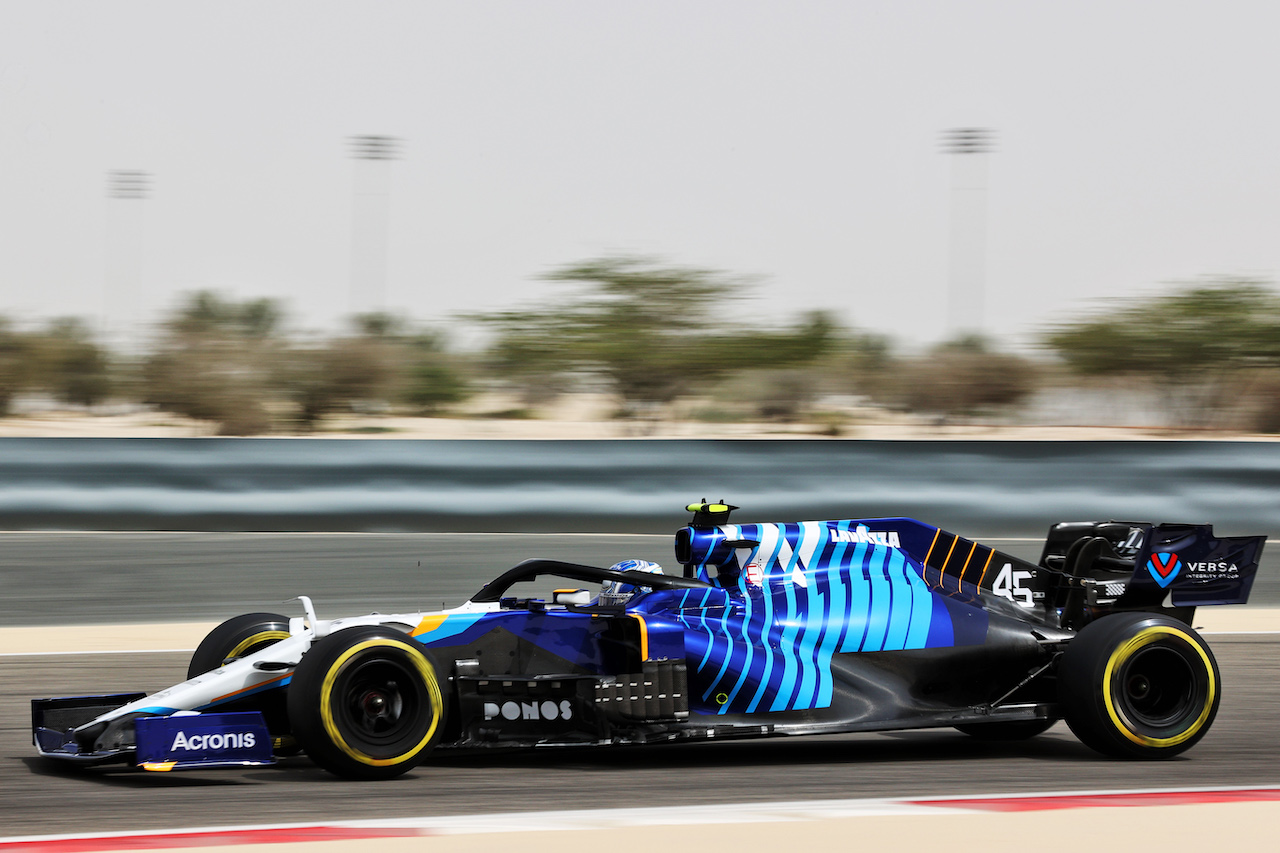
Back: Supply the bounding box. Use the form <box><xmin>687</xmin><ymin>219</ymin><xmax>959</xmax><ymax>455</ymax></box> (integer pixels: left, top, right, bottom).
<box><xmin>33</xmin><ymin>503</ymin><xmax>1266</xmax><ymax>779</ymax></box>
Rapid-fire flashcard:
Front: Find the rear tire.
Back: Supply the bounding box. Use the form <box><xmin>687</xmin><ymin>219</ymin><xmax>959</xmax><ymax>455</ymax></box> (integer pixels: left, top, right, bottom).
<box><xmin>1059</xmin><ymin>612</ymin><xmax>1220</xmax><ymax>759</ymax></box>
<box><xmin>288</xmin><ymin>626</ymin><xmax>445</xmax><ymax>780</ymax></box>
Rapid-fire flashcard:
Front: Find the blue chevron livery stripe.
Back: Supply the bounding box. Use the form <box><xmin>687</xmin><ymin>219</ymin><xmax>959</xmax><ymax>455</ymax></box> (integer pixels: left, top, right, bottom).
<box><xmin>655</xmin><ymin>520</ymin><xmax>981</xmax><ymax>715</ymax></box>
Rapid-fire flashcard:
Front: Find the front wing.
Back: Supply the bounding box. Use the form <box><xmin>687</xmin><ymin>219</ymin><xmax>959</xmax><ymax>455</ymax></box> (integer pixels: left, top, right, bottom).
<box><xmin>33</xmin><ymin>694</ymin><xmax>274</xmax><ymax>770</ymax></box>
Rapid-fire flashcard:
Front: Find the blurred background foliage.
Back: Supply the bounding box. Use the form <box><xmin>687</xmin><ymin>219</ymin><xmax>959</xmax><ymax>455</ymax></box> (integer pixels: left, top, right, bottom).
<box><xmin>1043</xmin><ymin>278</ymin><xmax>1280</xmax><ymax>431</ymax></box>
<box><xmin>1</xmin><ymin>259</ymin><xmax>1278</xmax><ymax>435</ymax></box>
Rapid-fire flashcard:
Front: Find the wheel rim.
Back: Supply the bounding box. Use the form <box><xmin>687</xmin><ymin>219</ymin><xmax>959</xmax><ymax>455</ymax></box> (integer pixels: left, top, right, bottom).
<box><xmin>1119</xmin><ymin>645</ymin><xmax>1196</xmax><ymax>727</ymax></box>
<box><xmin>334</xmin><ymin>657</ymin><xmax>427</xmax><ymax>755</ymax></box>
<box><xmin>1103</xmin><ymin>626</ymin><xmax>1215</xmax><ymax>747</ymax></box>
<box><xmin>318</xmin><ymin>637</ymin><xmax>442</xmax><ymax>767</ymax></box>
<box><xmin>224</xmin><ymin>629</ymin><xmax>291</xmax><ymax>666</ymax></box>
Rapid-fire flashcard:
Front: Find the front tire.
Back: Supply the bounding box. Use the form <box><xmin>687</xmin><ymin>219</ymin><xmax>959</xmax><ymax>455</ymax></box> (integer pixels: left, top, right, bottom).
<box><xmin>189</xmin><ymin>612</ymin><xmax>296</xmax><ymax>752</ymax></box>
<box><xmin>188</xmin><ymin>612</ymin><xmax>292</xmax><ymax>678</ymax></box>
<box><xmin>288</xmin><ymin>626</ymin><xmax>445</xmax><ymax>780</ymax></box>
<box><xmin>1059</xmin><ymin>612</ymin><xmax>1220</xmax><ymax>759</ymax></box>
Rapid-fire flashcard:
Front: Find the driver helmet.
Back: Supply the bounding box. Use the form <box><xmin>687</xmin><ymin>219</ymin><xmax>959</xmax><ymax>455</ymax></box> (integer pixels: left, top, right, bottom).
<box><xmin>600</xmin><ymin>559</ymin><xmax>664</xmax><ymax>606</ymax></box>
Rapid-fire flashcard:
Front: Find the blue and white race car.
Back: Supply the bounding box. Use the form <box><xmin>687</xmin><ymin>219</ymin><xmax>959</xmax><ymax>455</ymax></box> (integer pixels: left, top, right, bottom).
<box><xmin>33</xmin><ymin>502</ymin><xmax>1265</xmax><ymax>779</ymax></box>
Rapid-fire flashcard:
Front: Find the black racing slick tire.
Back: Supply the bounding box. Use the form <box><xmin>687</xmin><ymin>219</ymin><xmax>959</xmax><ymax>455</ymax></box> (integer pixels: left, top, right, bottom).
<box><xmin>1058</xmin><ymin>612</ymin><xmax>1221</xmax><ymax>759</ymax></box>
<box><xmin>188</xmin><ymin>612</ymin><xmax>292</xmax><ymax>679</ymax></box>
<box><xmin>287</xmin><ymin>626</ymin><xmax>446</xmax><ymax>780</ymax></box>
<box><xmin>954</xmin><ymin>719</ymin><xmax>1056</xmax><ymax>741</ymax></box>
<box><xmin>188</xmin><ymin>612</ymin><xmax>298</xmax><ymax>753</ymax></box>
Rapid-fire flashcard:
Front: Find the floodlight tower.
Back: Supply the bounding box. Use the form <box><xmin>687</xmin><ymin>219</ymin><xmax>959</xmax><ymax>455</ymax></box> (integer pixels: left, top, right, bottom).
<box><xmin>941</xmin><ymin>128</ymin><xmax>994</xmax><ymax>339</ymax></box>
<box><xmin>104</xmin><ymin>169</ymin><xmax>152</xmax><ymax>344</ymax></box>
<box><xmin>347</xmin><ymin>135</ymin><xmax>401</xmax><ymax>318</ymax></box>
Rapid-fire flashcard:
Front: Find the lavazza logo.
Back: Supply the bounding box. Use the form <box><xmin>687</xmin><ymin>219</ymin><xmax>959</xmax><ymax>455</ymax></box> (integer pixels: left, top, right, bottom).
<box><xmin>828</xmin><ymin>527</ymin><xmax>902</xmax><ymax>548</ymax></box>
<box><xmin>170</xmin><ymin>730</ymin><xmax>257</xmax><ymax>752</ymax></box>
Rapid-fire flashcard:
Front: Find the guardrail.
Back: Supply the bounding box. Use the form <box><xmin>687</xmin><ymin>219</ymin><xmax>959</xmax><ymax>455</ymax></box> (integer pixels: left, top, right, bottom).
<box><xmin>0</xmin><ymin>438</ymin><xmax>1275</xmax><ymax>535</ymax></box>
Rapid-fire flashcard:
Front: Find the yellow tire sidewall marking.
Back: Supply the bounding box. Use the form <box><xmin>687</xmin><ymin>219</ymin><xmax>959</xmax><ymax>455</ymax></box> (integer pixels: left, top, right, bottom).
<box><xmin>1102</xmin><ymin>625</ymin><xmax>1216</xmax><ymax>748</ymax></box>
<box><xmin>226</xmin><ymin>630</ymin><xmax>291</xmax><ymax>662</ymax></box>
<box><xmin>319</xmin><ymin>637</ymin><xmax>443</xmax><ymax>767</ymax></box>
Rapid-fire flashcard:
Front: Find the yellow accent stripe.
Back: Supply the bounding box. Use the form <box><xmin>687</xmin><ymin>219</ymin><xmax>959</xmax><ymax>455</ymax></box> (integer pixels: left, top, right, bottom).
<box><xmin>142</xmin><ymin>761</ymin><xmax>177</xmax><ymax>772</ymax></box>
<box><xmin>1102</xmin><ymin>626</ymin><xmax>1217</xmax><ymax>748</ymax></box>
<box><xmin>320</xmin><ymin>638</ymin><xmax>443</xmax><ymax>767</ymax></box>
<box><xmin>976</xmin><ymin>550</ymin><xmax>996</xmax><ymax>588</ymax></box>
<box><xmin>632</xmin><ymin>614</ymin><xmax>649</xmax><ymax>661</ymax></box>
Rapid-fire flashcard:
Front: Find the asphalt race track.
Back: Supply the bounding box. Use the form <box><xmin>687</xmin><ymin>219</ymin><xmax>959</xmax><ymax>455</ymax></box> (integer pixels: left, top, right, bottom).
<box><xmin>2</xmin><ymin>533</ymin><xmax>1278</xmax><ymax>838</ymax></box>
<box><xmin>5</xmin><ymin>638</ymin><xmax>1280</xmax><ymax>838</ymax></box>
<box><xmin>2</xmin><ymin>532</ymin><xmax>1276</xmax><ymax>628</ymax></box>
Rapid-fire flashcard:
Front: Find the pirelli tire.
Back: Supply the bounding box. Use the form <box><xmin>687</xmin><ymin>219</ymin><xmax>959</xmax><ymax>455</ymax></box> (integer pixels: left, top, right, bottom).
<box><xmin>188</xmin><ymin>612</ymin><xmax>297</xmax><ymax>753</ymax></box>
<box><xmin>287</xmin><ymin>626</ymin><xmax>446</xmax><ymax>780</ymax></box>
<box><xmin>187</xmin><ymin>612</ymin><xmax>292</xmax><ymax>678</ymax></box>
<box><xmin>1058</xmin><ymin>612</ymin><xmax>1220</xmax><ymax>759</ymax></box>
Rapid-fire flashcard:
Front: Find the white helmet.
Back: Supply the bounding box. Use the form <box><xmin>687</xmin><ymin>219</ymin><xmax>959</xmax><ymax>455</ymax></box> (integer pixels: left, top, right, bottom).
<box><xmin>600</xmin><ymin>559</ymin><xmax>664</xmax><ymax>605</ymax></box>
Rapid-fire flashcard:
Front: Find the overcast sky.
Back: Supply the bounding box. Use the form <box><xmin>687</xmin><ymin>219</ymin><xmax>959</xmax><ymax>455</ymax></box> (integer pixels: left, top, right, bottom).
<box><xmin>2</xmin><ymin>1</ymin><xmax>1278</xmax><ymax>349</ymax></box>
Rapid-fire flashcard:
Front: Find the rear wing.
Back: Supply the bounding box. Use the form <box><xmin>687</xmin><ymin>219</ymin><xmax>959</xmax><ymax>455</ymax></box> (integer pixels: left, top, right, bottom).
<box><xmin>672</xmin><ymin>507</ymin><xmax>1265</xmax><ymax>633</ymax></box>
<box><xmin>1039</xmin><ymin>521</ymin><xmax>1266</xmax><ymax>608</ymax></box>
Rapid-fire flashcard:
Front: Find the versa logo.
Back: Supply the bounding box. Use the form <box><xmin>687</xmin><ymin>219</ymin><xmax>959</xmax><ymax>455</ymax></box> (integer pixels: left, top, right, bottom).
<box><xmin>1147</xmin><ymin>552</ymin><xmax>1182</xmax><ymax>588</ymax></box>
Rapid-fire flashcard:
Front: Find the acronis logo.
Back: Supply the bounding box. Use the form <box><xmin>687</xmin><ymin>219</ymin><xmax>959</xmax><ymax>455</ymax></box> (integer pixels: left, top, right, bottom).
<box><xmin>1147</xmin><ymin>552</ymin><xmax>1182</xmax><ymax>588</ymax></box>
<box><xmin>170</xmin><ymin>730</ymin><xmax>257</xmax><ymax>752</ymax></box>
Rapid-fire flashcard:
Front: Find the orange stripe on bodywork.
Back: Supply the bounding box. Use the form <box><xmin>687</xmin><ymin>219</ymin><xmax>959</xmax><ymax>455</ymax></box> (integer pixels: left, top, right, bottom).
<box><xmin>631</xmin><ymin>613</ymin><xmax>649</xmax><ymax>661</ymax></box>
<box><xmin>938</xmin><ymin>536</ymin><xmax>960</xmax><ymax>580</ymax></box>
<box><xmin>922</xmin><ymin>529</ymin><xmax>942</xmax><ymax>570</ymax></box>
<box><xmin>977</xmin><ymin>550</ymin><xmax>997</xmax><ymax>588</ymax></box>
<box><xmin>958</xmin><ymin>541</ymin><xmax>979</xmax><ymax>582</ymax></box>
<box><xmin>211</xmin><ymin>671</ymin><xmax>291</xmax><ymax>704</ymax></box>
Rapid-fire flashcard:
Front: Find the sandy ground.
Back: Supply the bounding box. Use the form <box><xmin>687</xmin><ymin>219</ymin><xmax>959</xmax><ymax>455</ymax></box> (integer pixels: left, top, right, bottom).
<box><xmin>5</xmin><ymin>608</ymin><xmax>1277</xmax><ymax>655</ymax></box>
<box><xmin>3</xmin><ymin>607</ymin><xmax>1276</xmax><ymax>656</ymax></box>
<box><xmin>2</xmin><ymin>406</ymin><xmax>1279</xmax><ymax>440</ymax></box>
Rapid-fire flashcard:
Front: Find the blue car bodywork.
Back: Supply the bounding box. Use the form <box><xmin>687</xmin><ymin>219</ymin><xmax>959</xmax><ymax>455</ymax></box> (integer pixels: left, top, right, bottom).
<box><xmin>34</xmin><ymin>503</ymin><xmax>1265</xmax><ymax>777</ymax></box>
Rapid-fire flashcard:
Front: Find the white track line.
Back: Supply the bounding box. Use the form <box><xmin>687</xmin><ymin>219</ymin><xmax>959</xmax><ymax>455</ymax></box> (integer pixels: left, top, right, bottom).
<box><xmin>4</xmin><ymin>628</ymin><xmax>1277</xmax><ymax>659</ymax></box>
<box><xmin>0</xmin><ymin>647</ymin><xmax>197</xmax><ymax>657</ymax></box>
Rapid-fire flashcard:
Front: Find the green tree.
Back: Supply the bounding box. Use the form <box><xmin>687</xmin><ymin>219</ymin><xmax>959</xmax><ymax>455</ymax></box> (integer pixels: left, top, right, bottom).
<box><xmin>0</xmin><ymin>319</ymin><xmax>34</xmax><ymax>416</ymax></box>
<box><xmin>876</xmin><ymin>336</ymin><xmax>1037</xmax><ymax>418</ymax></box>
<box><xmin>141</xmin><ymin>292</ymin><xmax>284</xmax><ymax>435</ymax></box>
<box><xmin>472</xmin><ymin>256</ymin><xmax>834</xmax><ymax>415</ymax></box>
<box><xmin>1043</xmin><ymin>279</ymin><xmax>1280</xmax><ymax>428</ymax></box>
<box><xmin>399</xmin><ymin>331</ymin><xmax>471</xmax><ymax>415</ymax></box>
<box><xmin>283</xmin><ymin>321</ymin><xmax>471</xmax><ymax>429</ymax></box>
<box><xmin>28</xmin><ymin>319</ymin><xmax>112</xmax><ymax>407</ymax></box>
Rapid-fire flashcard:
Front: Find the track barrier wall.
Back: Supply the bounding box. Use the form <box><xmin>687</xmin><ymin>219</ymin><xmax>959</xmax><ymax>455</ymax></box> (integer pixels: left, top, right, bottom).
<box><xmin>0</xmin><ymin>438</ymin><xmax>1275</xmax><ymax>536</ymax></box>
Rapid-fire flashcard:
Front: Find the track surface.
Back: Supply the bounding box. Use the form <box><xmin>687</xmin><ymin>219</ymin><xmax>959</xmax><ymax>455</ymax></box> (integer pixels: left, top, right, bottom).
<box><xmin>2</xmin><ymin>534</ymin><xmax>1278</xmax><ymax>837</ymax></box>
<box><xmin>3</xmin><ymin>532</ymin><xmax>1276</xmax><ymax>627</ymax></box>
<box><xmin>5</xmin><ymin>639</ymin><xmax>1279</xmax><ymax>837</ymax></box>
